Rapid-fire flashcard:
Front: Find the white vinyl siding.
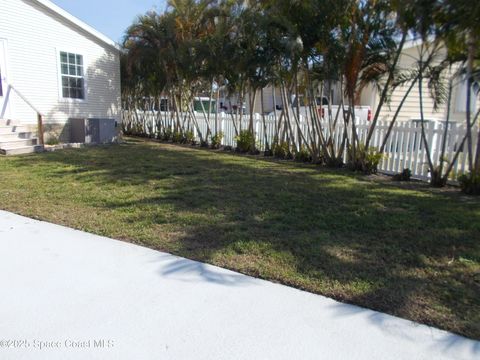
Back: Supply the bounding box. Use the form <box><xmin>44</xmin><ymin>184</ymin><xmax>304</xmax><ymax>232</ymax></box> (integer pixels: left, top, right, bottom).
<box><xmin>0</xmin><ymin>67</ymin><xmax>3</xmax><ymax>97</ymax></box>
<box><xmin>0</xmin><ymin>0</ymin><xmax>120</xmax><ymax>124</ymax></box>
<box><xmin>367</xmin><ymin>45</ymin><xmax>480</xmax><ymax>124</ymax></box>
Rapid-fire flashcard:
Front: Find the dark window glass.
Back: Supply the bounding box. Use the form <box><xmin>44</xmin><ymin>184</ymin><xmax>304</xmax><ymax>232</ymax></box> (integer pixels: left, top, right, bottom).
<box><xmin>60</xmin><ymin>51</ymin><xmax>84</xmax><ymax>99</ymax></box>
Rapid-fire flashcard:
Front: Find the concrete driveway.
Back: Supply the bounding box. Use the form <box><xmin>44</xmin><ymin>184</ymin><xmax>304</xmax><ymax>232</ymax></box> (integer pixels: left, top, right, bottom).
<box><xmin>0</xmin><ymin>210</ymin><xmax>478</xmax><ymax>360</ymax></box>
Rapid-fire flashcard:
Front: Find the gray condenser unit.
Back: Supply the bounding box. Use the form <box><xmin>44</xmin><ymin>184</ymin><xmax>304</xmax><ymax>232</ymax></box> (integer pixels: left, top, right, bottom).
<box><xmin>70</xmin><ymin>118</ymin><xmax>117</xmax><ymax>144</ymax></box>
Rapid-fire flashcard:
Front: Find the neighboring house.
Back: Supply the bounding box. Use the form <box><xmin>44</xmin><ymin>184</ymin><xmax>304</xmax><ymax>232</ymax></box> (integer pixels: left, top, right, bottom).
<box><xmin>219</xmin><ymin>86</ymin><xmax>284</xmax><ymax>115</ymax></box>
<box><xmin>0</xmin><ymin>0</ymin><xmax>121</xmax><ymax>154</ymax></box>
<box><xmin>359</xmin><ymin>40</ymin><xmax>479</xmax><ymax>126</ymax></box>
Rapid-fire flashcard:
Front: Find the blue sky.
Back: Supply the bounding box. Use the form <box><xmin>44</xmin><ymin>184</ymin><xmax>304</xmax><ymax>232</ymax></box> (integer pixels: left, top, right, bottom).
<box><xmin>51</xmin><ymin>0</ymin><xmax>167</xmax><ymax>43</ymax></box>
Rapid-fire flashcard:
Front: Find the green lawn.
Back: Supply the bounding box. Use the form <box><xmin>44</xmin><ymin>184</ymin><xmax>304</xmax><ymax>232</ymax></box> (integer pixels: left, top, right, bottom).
<box><xmin>1</xmin><ymin>138</ymin><xmax>479</xmax><ymax>339</ymax></box>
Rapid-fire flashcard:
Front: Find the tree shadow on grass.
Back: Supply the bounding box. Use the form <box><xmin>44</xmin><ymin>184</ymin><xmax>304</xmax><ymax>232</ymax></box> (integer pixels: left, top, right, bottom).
<box><xmin>9</xmin><ymin>140</ymin><xmax>480</xmax><ymax>341</ymax></box>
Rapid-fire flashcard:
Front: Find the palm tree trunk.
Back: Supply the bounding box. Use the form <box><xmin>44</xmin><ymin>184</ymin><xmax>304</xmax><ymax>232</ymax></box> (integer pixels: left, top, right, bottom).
<box><xmin>465</xmin><ymin>31</ymin><xmax>475</xmax><ymax>171</ymax></box>
<box><xmin>294</xmin><ymin>72</ymin><xmax>302</xmax><ymax>149</ymax></box>
<box><xmin>379</xmin><ymin>78</ymin><xmax>417</xmax><ymax>153</ymax></box>
<box><xmin>280</xmin><ymin>83</ymin><xmax>297</xmax><ymax>151</ymax></box>
<box><xmin>198</xmin><ymin>96</ymin><xmax>212</xmax><ymax>140</ymax></box>
<box><xmin>188</xmin><ymin>103</ymin><xmax>204</xmax><ymax>143</ymax></box>
<box><xmin>365</xmin><ymin>31</ymin><xmax>407</xmax><ymax>148</ymax></box>
<box><xmin>214</xmin><ymin>83</ymin><xmax>220</xmax><ymax>136</ymax></box>
<box><xmin>208</xmin><ymin>79</ymin><xmax>215</xmax><ymax>137</ymax></box>
<box><xmin>338</xmin><ymin>82</ymin><xmax>350</xmax><ymax>161</ymax></box>
<box><xmin>285</xmin><ymin>84</ymin><xmax>313</xmax><ymax>154</ymax></box>
<box><xmin>260</xmin><ymin>87</ymin><xmax>269</xmax><ymax>151</ymax></box>
<box><xmin>228</xmin><ymin>99</ymin><xmax>239</xmax><ymax>136</ymax></box>
<box><xmin>418</xmin><ymin>74</ymin><xmax>435</xmax><ymax>177</ymax></box>
<box><xmin>442</xmin><ymin>108</ymin><xmax>480</xmax><ymax>181</ymax></box>
<box><xmin>239</xmin><ymin>88</ymin><xmax>245</xmax><ymax>133</ymax></box>
<box><xmin>272</xmin><ymin>85</ymin><xmax>279</xmax><ymax>142</ymax></box>
<box><xmin>248</xmin><ymin>89</ymin><xmax>257</xmax><ymax>135</ymax></box>
<box><xmin>438</xmin><ymin>78</ymin><xmax>454</xmax><ymax>179</ymax></box>
<box><xmin>350</xmin><ymin>97</ymin><xmax>359</xmax><ymax>162</ymax></box>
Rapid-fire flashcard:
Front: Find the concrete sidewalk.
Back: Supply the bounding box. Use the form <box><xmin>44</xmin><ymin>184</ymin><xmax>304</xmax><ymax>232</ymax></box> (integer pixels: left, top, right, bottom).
<box><xmin>0</xmin><ymin>210</ymin><xmax>478</xmax><ymax>360</ymax></box>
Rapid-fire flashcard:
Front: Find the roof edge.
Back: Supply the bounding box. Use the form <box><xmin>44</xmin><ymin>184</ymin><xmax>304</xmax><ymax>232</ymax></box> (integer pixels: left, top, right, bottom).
<box><xmin>32</xmin><ymin>0</ymin><xmax>120</xmax><ymax>51</ymax></box>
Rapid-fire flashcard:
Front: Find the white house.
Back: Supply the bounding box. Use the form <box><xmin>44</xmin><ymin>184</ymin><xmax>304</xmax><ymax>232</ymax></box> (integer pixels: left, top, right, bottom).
<box><xmin>0</xmin><ymin>0</ymin><xmax>121</xmax><ymax>154</ymax></box>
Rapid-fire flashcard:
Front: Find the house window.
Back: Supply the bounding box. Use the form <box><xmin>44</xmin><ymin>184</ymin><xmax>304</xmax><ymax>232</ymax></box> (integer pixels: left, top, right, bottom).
<box><xmin>455</xmin><ymin>78</ymin><xmax>477</xmax><ymax>113</ymax></box>
<box><xmin>60</xmin><ymin>52</ymin><xmax>84</xmax><ymax>99</ymax></box>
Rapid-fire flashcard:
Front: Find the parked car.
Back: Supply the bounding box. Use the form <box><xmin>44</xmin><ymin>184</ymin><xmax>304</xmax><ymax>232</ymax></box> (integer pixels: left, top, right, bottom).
<box><xmin>193</xmin><ymin>97</ymin><xmax>217</xmax><ymax>113</ymax></box>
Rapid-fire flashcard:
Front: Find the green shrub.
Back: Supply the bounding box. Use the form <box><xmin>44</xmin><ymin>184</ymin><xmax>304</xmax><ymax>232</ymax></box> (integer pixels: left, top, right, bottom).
<box><xmin>172</xmin><ymin>131</ymin><xmax>183</xmax><ymax>143</ymax></box>
<box><xmin>272</xmin><ymin>142</ymin><xmax>290</xmax><ymax>159</ymax></box>
<box><xmin>348</xmin><ymin>144</ymin><xmax>383</xmax><ymax>174</ymax></box>
<box><xmin>160</xmin><ymin>128</ymin><xmax>172</xmax><ymax>141</ymax></box>
<box><xmin>458</xmin><ymin>171</ymin><xmax>480</xmax><ymax>195</ymax></box>
<box><xmin>46</xmin><ymin>136</ymin><xmax>60</xmax><ymax>146</ymax></box>
<box><xmin>170</xmin><ymin>130</ymin><xmax>195</xmax><ymax>144</ymax></box>
<box><xmin>393</xmin><ymin>168</ymin><xmax>412</xmax><ymax>181</ymax></box>
<box><xmin>130</xmin><ymin>121</ymin><xmax>145</xmax><ymax>136</ymax></box>
<box><xmin>324</xmin><ymin>153</ymin><xmax>344</xmax><ymax>168</ymax></box>
<box><xmin>184</xmin><ymin>130</ymin><xmax>195</xmax><ymax>144</ymax></box>
<box><xmin>210</xmin><ymin>132</ymin><xmax>224</xmax><ymax>149</ymax></box>
<box><xmin>294</xmin><ymin>147</ymin><xmax>312</xmax><ymax>163</ymax></box>
<box><xmin>235</xmin><ymin>130</ymin><xmax>256</xmax><ymax>153</ymax></box>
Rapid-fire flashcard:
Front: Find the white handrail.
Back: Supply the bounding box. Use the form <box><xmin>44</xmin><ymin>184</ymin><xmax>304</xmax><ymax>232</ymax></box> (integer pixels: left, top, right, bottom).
<box><xmin>8</xmin><ymin>84</ymin><xmax>43</xmax><ymax>116</ymax></box>
<box><xmin>5</xmin><ymin>84</ymin><xmax>44</xmax><ymax>145</ymax></box>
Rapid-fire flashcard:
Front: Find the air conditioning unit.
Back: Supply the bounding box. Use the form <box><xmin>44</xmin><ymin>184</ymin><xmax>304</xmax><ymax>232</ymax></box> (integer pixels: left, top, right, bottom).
<box><xmin>70</xmin><ymin>118</ymin><xmax>117</xmax><ymax>144</ymax></box>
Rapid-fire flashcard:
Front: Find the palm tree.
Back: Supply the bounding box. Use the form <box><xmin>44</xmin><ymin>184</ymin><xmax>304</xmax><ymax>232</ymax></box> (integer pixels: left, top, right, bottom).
<box><xmin>441</xmin><ymin>0</ymin><xmax>480</xmax><ymax>173</ymax></box>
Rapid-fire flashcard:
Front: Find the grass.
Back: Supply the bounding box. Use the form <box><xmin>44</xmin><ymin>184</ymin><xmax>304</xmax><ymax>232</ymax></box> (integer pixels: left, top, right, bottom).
<box><xmin>0</xmin><ymin>138</ymin><xmax>479</xmax><ymax>339</ymax></box>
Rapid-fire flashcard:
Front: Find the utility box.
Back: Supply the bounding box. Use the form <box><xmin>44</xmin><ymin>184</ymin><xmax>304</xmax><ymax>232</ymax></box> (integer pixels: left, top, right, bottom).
<box><xmin>70</xmin><ymin>118</ymin><xmax>117</xmax><ymax>144</ymax></box>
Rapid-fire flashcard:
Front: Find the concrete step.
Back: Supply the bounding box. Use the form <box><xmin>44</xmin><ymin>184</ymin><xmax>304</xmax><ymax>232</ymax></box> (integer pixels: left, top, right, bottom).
<box><xmin>0</xmin><ymin>138</ymin><xmax>38</xmax><ymax>148</ymax></box>
<box><xmin>0</xmin><ymin>125</ymin><xmax>29</xmax><ymax>134</ymax></box>
<box><xmin>0</xmin><ymin>132</ymin><xmax>35</xmax><ymax>140</ymax></box>
<box><xmin>0</xmin><ymin>145</ymin><xmax>44</xmax><ymax>156</ymax></box>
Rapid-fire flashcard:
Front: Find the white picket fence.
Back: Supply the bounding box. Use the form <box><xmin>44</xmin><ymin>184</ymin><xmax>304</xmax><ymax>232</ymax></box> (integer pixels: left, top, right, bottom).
<box><xmin>128</xmin><ymin>111</ymin><xmax>477</xmax><ymax>181</ymax></box>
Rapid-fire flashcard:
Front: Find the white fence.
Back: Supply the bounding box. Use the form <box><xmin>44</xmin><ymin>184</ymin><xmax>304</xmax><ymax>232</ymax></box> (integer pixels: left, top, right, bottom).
<box><xmin>128</xmin><ymin>111</ymin><xmax>477</xmax><ymax>181</ymax></box>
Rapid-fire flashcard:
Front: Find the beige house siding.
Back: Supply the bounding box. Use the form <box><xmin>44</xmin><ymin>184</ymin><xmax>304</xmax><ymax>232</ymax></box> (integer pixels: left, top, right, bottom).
<box><xmin>219</xmin><ymin>86</ymin><xmax>283</xmax><ymax>115</ymax></box>
<box><xmin>252</xmin><ymin>86</ymin><xmax>284</xmax><ymax>114</ymax></box>
<box><xmin>0</xmin><ymin>0</ymin><xmax>121</xmax><ymax>131</ymax></box>
<box><xmin>365</xmin><ymin>44</ymin><xmax>478</xmax><ymax>124</ymax></box>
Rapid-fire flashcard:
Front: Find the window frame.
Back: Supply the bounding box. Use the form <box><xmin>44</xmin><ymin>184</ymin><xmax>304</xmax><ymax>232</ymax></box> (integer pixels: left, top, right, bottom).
<box><xmin>56</xmin><ymin>48</ymin><xmax>87</xmax><ymax>103</ymax></box>
<box><xmin>455</xmin><ymin>77</ymin><xmax>477</xmax><ymax>114</ymax></box>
